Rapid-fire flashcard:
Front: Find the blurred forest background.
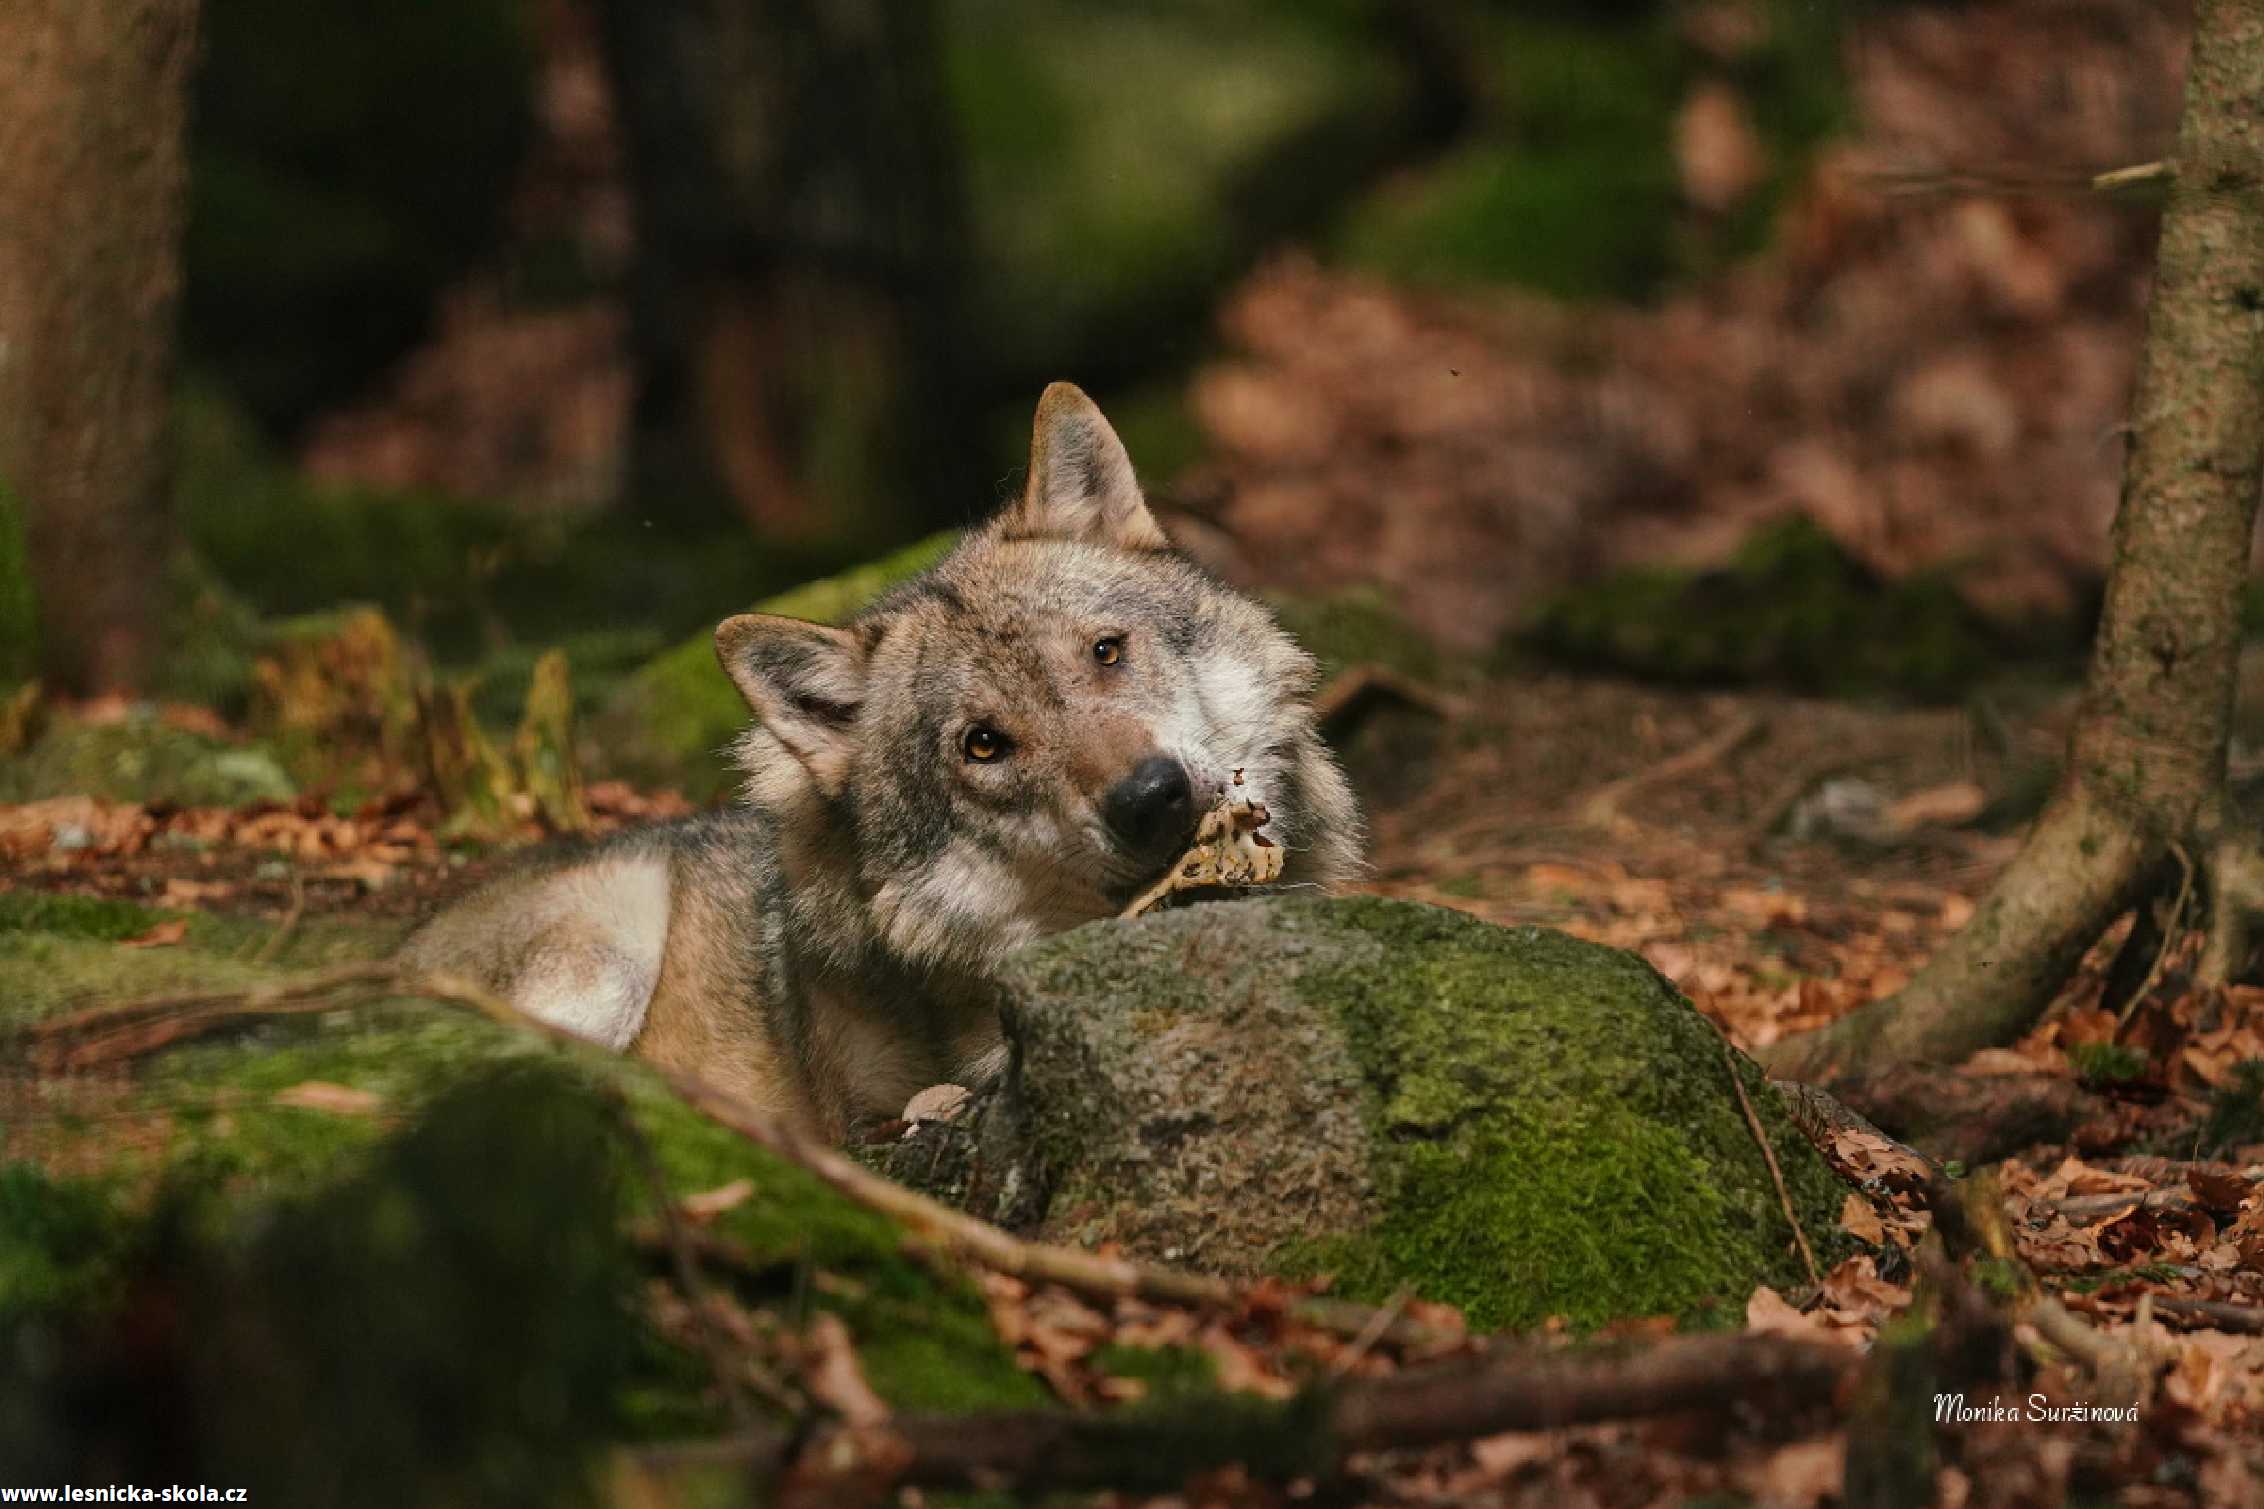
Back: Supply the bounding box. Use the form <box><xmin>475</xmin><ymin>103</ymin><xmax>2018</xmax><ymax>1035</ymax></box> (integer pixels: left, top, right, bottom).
<box><xmin>25</xmin><ymin>3</ymin><xmax>2264</xmax><ymax>1500</ymax></box>
<box><xmin>0</xmin><ymin>0</ymin><xmax>2199</xmax><ymax>794</ymax></box>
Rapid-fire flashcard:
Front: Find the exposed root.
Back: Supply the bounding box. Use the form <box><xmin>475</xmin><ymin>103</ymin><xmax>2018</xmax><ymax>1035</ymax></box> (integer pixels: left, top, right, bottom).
<box><xmin>1761</xmin><ymin>790</ymin><xmax>2151</xmax><ymax>1083</ymax></box>
<box><xmin>2198</xmin><ymin>835</ymin><xmax>2264</xmax><ymax>989</ymax></box>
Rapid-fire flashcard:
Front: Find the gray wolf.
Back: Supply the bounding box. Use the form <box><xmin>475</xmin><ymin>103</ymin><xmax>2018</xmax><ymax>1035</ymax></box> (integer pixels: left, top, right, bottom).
<box><xmin>400</xmin><ymin>383</ymin><xmax>1362</xmax><ymax>1138</ymax></box>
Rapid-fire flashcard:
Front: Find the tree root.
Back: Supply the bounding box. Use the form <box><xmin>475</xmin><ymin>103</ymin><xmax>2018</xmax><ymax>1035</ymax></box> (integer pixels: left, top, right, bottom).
<box><xmin>2197</xmin><ymin>834</ymin><xmax>2264</xmax><ymax>989</ymax></box>
<box><xmin>1827</xmin><ymin>1067</ymin><xmax>2109</xmax><ymax>1169</ymax></box>
<box><xmin>1760</xmin><ymin>791</ymin><xmax>2151</xmax><ymax>1083</ymax></box>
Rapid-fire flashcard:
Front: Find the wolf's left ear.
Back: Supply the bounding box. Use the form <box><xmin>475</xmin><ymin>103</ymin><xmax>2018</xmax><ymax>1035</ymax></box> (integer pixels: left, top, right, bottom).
<box><xmin>996</xmin><ymin>382</ymin><xmax>1169</xmax><ymax>552</ymax></box>
<box><xmin>715</xmin><ymin>613</ymin><xmax>868</xmax><ymax>794</ymax></box>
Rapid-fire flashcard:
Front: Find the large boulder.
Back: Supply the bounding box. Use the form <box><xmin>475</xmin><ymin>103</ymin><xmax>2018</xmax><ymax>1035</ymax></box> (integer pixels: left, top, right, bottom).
<box><xmin>885</xmin><ymin>895</ymin><xmax>1861</xmax><ymax>1332</ymax></box>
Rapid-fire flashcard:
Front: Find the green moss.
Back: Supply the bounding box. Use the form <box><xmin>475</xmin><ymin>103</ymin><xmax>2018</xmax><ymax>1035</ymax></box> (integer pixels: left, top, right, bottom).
<box><xmin>1336</xmin><ymin>2</ymin><xmax>1844</xmax><ymax>301</ymax></box>
<box><xmin>1093</xmin><ymin>1342</ymin><xmax>1219</xmax><ymax>1403</ymax></box>
<box><xmin>0</xmin><ymin>892</ymin><xmax>186</xmax><ymax>944</ymax></box>
<box><xmin>2068</xmin><ymin>1042</ymin><xmax>2149</xmax><ymax>1087</ymax></box>
<box><xmin>1973</xmin><ymin>1258</ymin><xmax>2028</xmax><ymax>1302</ymax></box>
<box><xmin>592</xmin><ymin>530</ymin><xmax>961</xmax><ymax>797</ymax></box>
<box><xmin>0</xmin><ymin>1164</ymin><xmax>131</xmax><ymax>1311</ymax></box>
<box><xmin>2202</xmin><ymin>1061</ymin><xmax>2264</xmax><ymax>1157</ymax></box>
<box><xmin>1279</xmin><ymin>898</ymin><xmax>1853</xmax><ymax>1331</ymax></box>
<box><xmin>0</xmin><ymin>871</ymin><xmax>1066</xmax><ymax>1490</ymax></box>
<box><xmin>1267</xmin><ymin>587</ymin><xmax>1446</xmax><ymax>683</ymax></box>
<box><xmin>1520</xmin><ymin>515</ymin><xmax>2017</xmax><ymax>700</ymax></box>
<box><xmin>948</xmin><ymin>0</ymin><xmax>1395</xmax><ymax>373</ymax></box>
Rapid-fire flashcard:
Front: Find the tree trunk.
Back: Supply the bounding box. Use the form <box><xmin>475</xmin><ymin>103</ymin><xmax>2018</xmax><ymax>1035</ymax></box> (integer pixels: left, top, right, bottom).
<box><xmin>594</xmin><ymin>0</ymin><xmax>970</xmax><ymax>542</ymax></box>
<box><xmin>1765</xmin><ymin>0</ymin><xmax>2264</xmax><ymax>1082</ymax></box>
<box><xmin>0</xmin><ymin>0</ymin><xmax>198</xmax><ymax>696</ymax></box>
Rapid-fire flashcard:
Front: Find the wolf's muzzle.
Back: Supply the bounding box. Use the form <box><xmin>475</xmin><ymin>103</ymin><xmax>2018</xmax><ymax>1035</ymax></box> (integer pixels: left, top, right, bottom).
<box><xmin>1102</xmin><ymin>755</ymin><xmax>1199</xmax><ymax>871</ymax></box>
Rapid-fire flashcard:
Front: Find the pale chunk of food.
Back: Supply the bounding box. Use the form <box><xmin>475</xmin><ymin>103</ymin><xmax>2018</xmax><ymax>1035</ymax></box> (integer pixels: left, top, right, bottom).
<box><xmin>1120</xmin><ymin>791</ymin><xmax>1283</xmax><ymax>919</ymax></box>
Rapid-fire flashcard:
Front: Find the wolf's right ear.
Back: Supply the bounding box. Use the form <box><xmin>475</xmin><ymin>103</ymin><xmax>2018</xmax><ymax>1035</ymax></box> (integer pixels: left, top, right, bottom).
<box><xmin>715</xmin><ymin>613</ymin><xmax>867</xmax><ymax>794</ymax></box>
<box><xmin>996</xmin><ymin>382</ymin><xmax>1170</xmax><ymax>552</ymax></box>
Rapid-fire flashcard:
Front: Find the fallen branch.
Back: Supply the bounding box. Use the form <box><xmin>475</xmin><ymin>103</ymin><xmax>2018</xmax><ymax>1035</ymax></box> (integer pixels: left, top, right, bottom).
<box><xmin>247</xmin><ymin>874</ymin><xmax>308</xmax><ymax>967</ymax></box>
<box><xmin>2145</xmin><ymin>1295</ymin><xmax>2264</xmax><ymax>1335</ymax></box>
<box><xmin>625</xmin><ymin>1331</ymin><xmax>1856</xmax><ymax>1501</ymax></box>
<box><xmin>1310</xmin><ymin>662</ymin><xmax>1469</xmax><ymax>729</ymax></box>
<box><xmin>13</xmin><ymin>961</ymin><xmax>405</xmax><ymax>1071</ymax></box>
<box><xmin>1578</xmin><ymin>712</ymin><xmax>1765</xmax><ymax>831</ymax></box>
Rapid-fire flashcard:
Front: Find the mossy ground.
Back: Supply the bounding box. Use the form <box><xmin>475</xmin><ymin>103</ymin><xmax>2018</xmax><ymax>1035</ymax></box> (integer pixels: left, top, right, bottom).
<box><xmin>1277</xmin><ymin>897</ymin><xmax>1856</xmax><ymax>1332</ymax></box>
<box><xmin>0</xmin><ymin>889</ymin><xmax>1042</xmax><ymax>1489</ymax></box>
<box><xmin>1517</xmin><ymin>514</ymin><xmax>2054</xmax><ymax>700</ymax></box>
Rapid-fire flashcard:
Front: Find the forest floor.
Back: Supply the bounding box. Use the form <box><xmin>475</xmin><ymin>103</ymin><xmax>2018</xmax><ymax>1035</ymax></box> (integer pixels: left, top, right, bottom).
<box><xmin>11</xmin><ymin>664</ymin><xmax>2264</xmax><ymax>1504</ymax></box>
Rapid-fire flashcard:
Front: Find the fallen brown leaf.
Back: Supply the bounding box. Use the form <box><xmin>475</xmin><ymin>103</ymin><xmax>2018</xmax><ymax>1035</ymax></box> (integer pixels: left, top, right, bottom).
<box><xmin>119</xmin><ymin>917</ymin><xmax>189</xmax><ymax>949</ymax></box>
<box><xmin>681</xmin><ymin>1178</ymin><xmax>757</xmax><ymax>1222</ymax></box>
<box><xmin>271</xmin><ymin>1080</ymin><xmax>384</xmax><ymax>1116</ymax></box>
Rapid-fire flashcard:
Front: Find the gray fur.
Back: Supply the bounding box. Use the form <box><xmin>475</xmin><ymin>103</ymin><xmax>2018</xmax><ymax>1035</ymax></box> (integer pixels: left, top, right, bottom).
<box><xmin>399</xmin><ymin>383</ymin><xmax>1363</xmax><ymax>1138</ymax></box>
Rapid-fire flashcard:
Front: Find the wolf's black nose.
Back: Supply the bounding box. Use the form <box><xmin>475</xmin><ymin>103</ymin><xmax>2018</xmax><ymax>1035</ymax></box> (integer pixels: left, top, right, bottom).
<box><xmin>1103</xmin><ymin>756</ymin><xmax>1197</xmax><ymax>863</ymax></box>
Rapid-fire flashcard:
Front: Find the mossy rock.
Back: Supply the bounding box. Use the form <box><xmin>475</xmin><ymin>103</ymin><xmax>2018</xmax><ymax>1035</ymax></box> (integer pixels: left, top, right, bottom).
<box><xmin>590</xmin><ymin>530</ymin><xmax>961</xmax><ymax>798</ymax></box>
<box><xmin>885</xmin><ymin>895</ymin><xmax>1859</xmax><ymax>1332</ymax></box>
<box><xmin>1518</xmin><ymin>514</ymin><xmax>2015</xmax><ymax>701</ymax></box>
<box><xmin>0</xmin><ymin>712</ymin><xmax>295</xmax><ymax>807</ymax></box>
<box><xmin>0</xmin><ymin>895</ymin><xmax>1041</xmax><ymax>1490</ymax></box>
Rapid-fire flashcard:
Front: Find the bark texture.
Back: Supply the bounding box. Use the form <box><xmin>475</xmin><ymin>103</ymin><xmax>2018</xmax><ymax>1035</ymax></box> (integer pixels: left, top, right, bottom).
<box><xmin>1766</xmin><ymin>0</ymin><xmax>2264</xmax><ymax>1081</ymax></box>
<box><xmin>595</xmin><ymin>0</ymin><xmax>968</xmax><ymax>539</ymax></box>
<box><xmin>0</xmin><ymin>0</ymin><xmax>198</xmax><ymax>694</ymax></box>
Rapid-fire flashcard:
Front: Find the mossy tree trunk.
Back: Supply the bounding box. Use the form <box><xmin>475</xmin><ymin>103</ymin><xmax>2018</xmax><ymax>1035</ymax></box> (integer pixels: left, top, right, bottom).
<box><xmin>0</xmin><ymin>0</ymin><xmax>196</xmax><ymax>695</ymax></box>
<box><xmin>1766</xmin><ymin>0</ymin><xmax>2264</xmax><ymax>1082</ymax></box>
<box><xmin>593</xmin><ymin>0</ymin><xmax>972</xmax><ymax>542</ymax></box>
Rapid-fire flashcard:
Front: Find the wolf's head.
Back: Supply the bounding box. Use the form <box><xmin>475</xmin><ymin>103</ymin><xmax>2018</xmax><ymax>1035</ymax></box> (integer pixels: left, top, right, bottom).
<box><xmin>716</xmin><ymin>383</ymin><xmax>1362</xmax><ymax>975</ymax></box>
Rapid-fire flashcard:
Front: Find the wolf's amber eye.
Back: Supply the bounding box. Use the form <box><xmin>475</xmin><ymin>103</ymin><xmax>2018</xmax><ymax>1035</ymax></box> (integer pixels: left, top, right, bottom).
<box><xmin>962</xmin><ymin>725</ymin><xmax>1009</xmax><ymax>763</ymax></box>
<box><xmin>1093</xmin><ymin>636</ymin><xmax>1123</xmax><ymax>667</ymax></box>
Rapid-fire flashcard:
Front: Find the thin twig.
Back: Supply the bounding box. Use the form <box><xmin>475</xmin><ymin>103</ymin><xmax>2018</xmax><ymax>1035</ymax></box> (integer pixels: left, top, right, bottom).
<box><xmin>2118</xmin><ymin>840</ymin><xmax>2193</xmax><ymax>1026</ymax></box>
<box><xmin>2145</xmin><ymin>1295</ymin><xmax>2264</xmax><ymax>1335</ymax></box>
<box><xmin>1327</xmin><ymin>1288</ymin><xmax>1412</xmax><ymax>1380</ymax></box>
<box><xmin>1722</xmin><ymin>1038</ymin><xmax>1820</xmax><ymax>1289</ymax></box>
<box><xmin>249</xmin><ymin>874</ymin><xmax>307</xmax><ymax>966</ymax></box>
<box><xmin>1579</xmin><ymin>713</ymin><xmax>1765</xmax><ymax>830</ymax></box>
<box><xmin>14</xmin><ymin>962</ymin><xmax>406</xmax><ymax>1071</ymax></box>
<box><xmin>1311</xmin><ymin>663</ymin><xmax>1470</xmax><ymax>728</ymax></box>
<box><xmin>2092</xmin><ymin>159</ymin><xmax>2175</xmax><ymax>192</ymax></box>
